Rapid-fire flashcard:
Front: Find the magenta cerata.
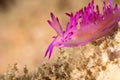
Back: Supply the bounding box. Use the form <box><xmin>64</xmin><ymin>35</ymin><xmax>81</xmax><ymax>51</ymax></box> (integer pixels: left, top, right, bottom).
<box><xmin>45</xmin><ymin>0</ymin><xmax>120</xmax><ymax>59</ymax></box>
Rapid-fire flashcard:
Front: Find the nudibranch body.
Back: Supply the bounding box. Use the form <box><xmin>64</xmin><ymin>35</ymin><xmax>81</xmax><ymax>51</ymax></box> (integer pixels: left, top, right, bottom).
<box><xmin>45</xmin><ymin>0</ymin><xmax>120</xmax><ymax>59</ymax></box>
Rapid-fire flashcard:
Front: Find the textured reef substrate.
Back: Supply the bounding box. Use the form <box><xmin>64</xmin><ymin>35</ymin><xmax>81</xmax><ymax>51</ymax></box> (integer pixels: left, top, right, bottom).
<box><xmin>0</xmin><ymin>24</ymin><xmax>120</xmax><ymax>80</ymax></box>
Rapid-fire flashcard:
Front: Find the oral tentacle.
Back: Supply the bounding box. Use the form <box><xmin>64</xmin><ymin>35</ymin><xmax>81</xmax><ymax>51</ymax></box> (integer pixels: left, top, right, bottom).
<box><xmin>45</xmin><ymin>39</ymin><xmax>55</xmax><ymax>59</ymax></box>
<box><xmin>48</xmin><ymin>44</ymin><xmax>54</xmax><ymax>59</ymax></box>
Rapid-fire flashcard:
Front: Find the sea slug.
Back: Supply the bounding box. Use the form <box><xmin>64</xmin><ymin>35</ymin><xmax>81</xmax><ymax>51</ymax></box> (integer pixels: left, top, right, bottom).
<box><xmin>45</xmin><ymin>0</ymin><xmax>120</xmax><ymax>59</ymax></box>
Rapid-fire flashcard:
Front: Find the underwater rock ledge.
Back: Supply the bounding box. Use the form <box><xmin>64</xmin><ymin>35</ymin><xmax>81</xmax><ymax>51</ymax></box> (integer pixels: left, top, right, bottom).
<box><xmin>0</xmin><ymin>24</ymin><xmax>120</xmax><ymax>80</ymax></box>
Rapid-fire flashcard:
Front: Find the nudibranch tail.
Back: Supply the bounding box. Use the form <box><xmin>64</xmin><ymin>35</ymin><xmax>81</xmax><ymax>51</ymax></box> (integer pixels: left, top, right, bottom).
<box><xmin>48</xmin><ymin>13</ymin><xmax>63</xmax><ymax>36</ymax></box>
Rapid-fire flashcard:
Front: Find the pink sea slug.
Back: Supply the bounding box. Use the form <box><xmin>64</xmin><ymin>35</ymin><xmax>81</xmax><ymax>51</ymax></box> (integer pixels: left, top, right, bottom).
<box><xmin>45</xmin><ymin>0</ymin><xmax>120</xmax><ymax>59</ymax></box>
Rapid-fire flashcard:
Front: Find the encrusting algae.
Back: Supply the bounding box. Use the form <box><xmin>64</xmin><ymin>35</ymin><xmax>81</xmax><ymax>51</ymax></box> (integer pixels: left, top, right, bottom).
<box><xmin>0</xmin><ymin>24</ymin><xmax>120</xmax><ymax>79</ymax></box>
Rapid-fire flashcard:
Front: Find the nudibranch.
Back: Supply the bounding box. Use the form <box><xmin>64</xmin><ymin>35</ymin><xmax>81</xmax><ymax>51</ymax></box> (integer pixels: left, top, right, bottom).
<box><xmin>45</xmin><ymin>0</ymin><xmax>120</xmax><ymax>59</ymax></box>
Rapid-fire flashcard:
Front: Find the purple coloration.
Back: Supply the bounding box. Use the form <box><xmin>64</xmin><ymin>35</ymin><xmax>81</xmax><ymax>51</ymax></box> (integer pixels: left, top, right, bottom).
<box><xmin>45</xmin><ymin>39</ymin><xmax>55</xmax><ymax>59</ymax></box>
<box><xmin>45</xmin><ymin>0</ymin><xmax>120</xmax><ymax>59</ymax></box>
<box><xmin>47</xmin><ymin>13</ymin><xmax>63</xmax><ymax>36</ymax></box>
